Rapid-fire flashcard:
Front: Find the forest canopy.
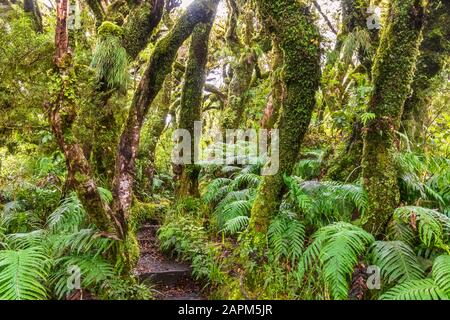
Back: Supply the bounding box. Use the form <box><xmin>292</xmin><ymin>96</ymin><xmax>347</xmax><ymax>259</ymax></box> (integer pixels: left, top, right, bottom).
<box><xmin>0</xmin><ymin>0</ymin><xmax>449</xmax><ymax>301</ymax></box>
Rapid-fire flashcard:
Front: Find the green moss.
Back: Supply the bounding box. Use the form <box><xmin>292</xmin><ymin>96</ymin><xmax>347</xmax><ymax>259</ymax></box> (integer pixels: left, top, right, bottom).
<box><xmin>361</xmin><ymin>0</ymin><xmax>426</xmax><ymax>235</ymax></box>
<box><xmin>177</xmin><ymin>15</ymin><xmax>216</xmax><ymax>198</ymax></box>
<box><xmin>122</xmin><ymin>0</ymin><xmax>164</xmax><ymax>59</ymax></box>
<box><xmin>98</xmin><ymin>21</ymin><xmax>123</xmax><ymax>37</ymax></box>
<box><xmin>248</xmin><ymin>0</ymin><xmax>321</xmax><ymax>236</ymax></box>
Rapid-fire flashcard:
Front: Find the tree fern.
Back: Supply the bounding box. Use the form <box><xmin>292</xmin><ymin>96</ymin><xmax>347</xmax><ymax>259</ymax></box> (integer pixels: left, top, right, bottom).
<box><xmin>0</xmin><ymin>247</ymin><xmax>49</xmax><ymax>300</ymax></box>
<box><xmin>370</xmin><ymin>241</ymin><xmax>424</xmax><ymax>284</ymax></box>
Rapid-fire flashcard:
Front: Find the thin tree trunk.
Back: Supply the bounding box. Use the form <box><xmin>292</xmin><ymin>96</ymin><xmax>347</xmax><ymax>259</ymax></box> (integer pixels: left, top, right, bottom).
<box><xmin>221</xmin><ymin>2</ymin><xmax>256</xmax><ymax>129</ymax></box>
<box><xmin>24</xmin><ymin>0</ymin><xmax>43</xmax><ymax>32</ymax></box>
<box><xmin>401</xmin><ymin>0</ymin><xmax>450</xmax><ymax>146</ymax></box>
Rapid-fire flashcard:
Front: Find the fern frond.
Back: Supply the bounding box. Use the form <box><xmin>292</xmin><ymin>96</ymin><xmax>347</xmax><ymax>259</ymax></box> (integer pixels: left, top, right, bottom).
<box><xmin>370</xmin><ymin>241</ymin><xmax>424</xmax><ymax>284</ymax></box>
<box><xmin>221</xmin><ymin>216</ymin><xmax>250</xmax><ymax>235</ymax></box>
<box><xmin>380</xmin><ymin>279</ymin><xmax>448</xmax><ymax>300</ymax></box>
<box><xmin>46</xmin><ymin>193</ymin><xmax>85</xmax><ymax>232</ymax></box>
<box><xmin>52</xmin><ymin>254</ymin><xmax>115</xmax><ymax>298</ymax></box>
<box><xmin>433</xmin><ymin>255</ymin><xmax>450</xmax><ymax>296</ymax></box>
<box><xmin>394</xmin><ymin>206</ymin><xmax>450</xmax><ymax>250</ymax></box>
<box><xmin>299</xmin><ymin>222</ymin><xmax>374</xmax><ymax>299</ymax></box>
<box><xmin>91</xmin><ymin>34</ymin><xmax>129</xmax><ymax>90</ymax></box>
<box><xmin>0</xmin><ymin>247</ymin><xmax>49</xmax><ymax>300</ymax></box>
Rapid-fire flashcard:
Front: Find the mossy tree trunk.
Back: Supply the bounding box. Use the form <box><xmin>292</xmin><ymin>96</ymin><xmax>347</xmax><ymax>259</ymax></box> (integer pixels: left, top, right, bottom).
<box><xmin>260</xmin><ymin>41</ymin><xmax>284</xmax><ymax>130</ymax></box>
<box><xmin>49</xmin><ymin>0</ymin><xmax>120</xmax><ymax>235</ymax></box>
<box><xmin>88</xmin><ymin>0</ymin><xmax>165</xmax><ymax>183</ymax></box>
<box><xmin>137</xmin><ymin>74</ymin><xmax>173</xmax><ymax>196</ymax></box>
<box><xmin>401</xmin><ymin>0</ymin><xmax>450</xmax><ymax>147</ymax></box>
<box><xmin>176</xmin><ymin>11</ymin><xmax>217</xmax><ymax>198</ymax></box>
<box><xmin>361</xmin><ymin>0</ymin><xmax>426</xmax><ymax>235</ymax></box>
<box><xmin>85</xmin><ymin>0</ymin><xmax>105</xmax><ymax>24</ymax></box>
<box><xmin>111</xmin><ymin>0</ymin><xmax>220</xmax><ymax>234</ymax></box>
<box><xmin>247</xmin><ymin>0</ymin><xmax>321</xmax><ymax>241</ymax></box>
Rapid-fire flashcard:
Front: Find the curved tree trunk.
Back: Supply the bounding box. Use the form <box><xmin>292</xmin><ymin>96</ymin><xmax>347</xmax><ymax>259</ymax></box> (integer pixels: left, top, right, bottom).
<box><xmin>49</xmin><ymin>0</ymin><xmax>119</xmax><ymax>235</ymax></box>
<box><xmin>361</xmin><ymin>0</ymin><xmax>426</xmax><ymax>235</ymax></box>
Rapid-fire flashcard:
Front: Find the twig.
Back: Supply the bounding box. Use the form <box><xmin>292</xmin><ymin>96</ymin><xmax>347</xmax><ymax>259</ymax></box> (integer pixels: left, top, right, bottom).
<box><xmin>312</xmin><ymin>0</ymin><xmax>338</xmax><ymax>35</ymax></box>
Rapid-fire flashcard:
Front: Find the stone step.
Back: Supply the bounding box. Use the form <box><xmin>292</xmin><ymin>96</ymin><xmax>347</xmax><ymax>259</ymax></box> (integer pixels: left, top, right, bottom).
<box><xmin>137</xmin><ymin>259</ymin><xmax>192</xmax><ymax>286</ymax></box>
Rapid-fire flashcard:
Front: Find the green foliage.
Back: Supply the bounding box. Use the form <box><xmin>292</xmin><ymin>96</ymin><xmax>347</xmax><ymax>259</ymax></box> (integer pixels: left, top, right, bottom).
<box><xmin>381</xmin><ymin>255</ymin><xmax>450</xmax><ymax>300</ymax></box>
<box><xmin>292</xmin><ymin>149</ymin><xmax>325</xmax><ymax>180</ymax></box>
<box><xmin>395</xmin><ymin>152</ymin><xmax>450</xmax><ymax>213</ymax></box>
<box><xmin>283</xmin><ymin>176</ymin><xmax>367</xmax><ymax>227</ymax></box>
<box><xmin>370</xmin><ymin>241</ymin><xmax>424</xmax><ymax>284</ymax></box>
<box><xmin>299</xmin><ymin>222</ymin><xmax>375</xmax><ymax>300</ymax></box>
<box><xmin>268</xmin><ymin>214</ymin><xmax>305</xmax><ymax>264</ymax></box>
<box><xmin>380</xmin><ymin>279</ymin><xmax>448</xmax><ymax>300</ymax></box>
<box><xmin>0</xmin><ymin>247</ymin><xmax>49</xmax><ymax>300</ymax></box>
<box><xmin>91</xmin><ymin>35</ymin><xmax>129</xmax><ymax>90</ymax></box>
<box><xmin>393</xmin><ymin>206</ymin><xmax>450</xmax><ymax>251</ymax></box>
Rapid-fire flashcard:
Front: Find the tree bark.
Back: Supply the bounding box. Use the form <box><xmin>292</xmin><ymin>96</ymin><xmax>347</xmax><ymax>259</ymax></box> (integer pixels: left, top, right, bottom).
<box><xmin>122</xmin><ymin>0</ymin><xmax>165</xmax><ymax>60</ymax></box>
<box><xmin>220</xmin><ymin>2</ymin><xmax>256</xmax><ymax>129</ymax></box>
<box><xmin>49</xmin><ymin>0</ymin><xmax>120</xmax><ymax>235</ymax></box>
<box><xmin>24</xmin><ymin>0</ymin><xmax>43</xmax><ymax>32</ymax></box>
<box><xmin>361</xmin><ymin>0</ymin><xmax>426</xmax><ymax>235</ymax></box>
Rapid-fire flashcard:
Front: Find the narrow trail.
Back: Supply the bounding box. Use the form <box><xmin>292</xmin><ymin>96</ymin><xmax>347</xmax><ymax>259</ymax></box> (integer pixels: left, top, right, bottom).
<box><xmin>133</xmin><ymin>223</ymin><xmax>206</xmax><ymax>300</ymax></box>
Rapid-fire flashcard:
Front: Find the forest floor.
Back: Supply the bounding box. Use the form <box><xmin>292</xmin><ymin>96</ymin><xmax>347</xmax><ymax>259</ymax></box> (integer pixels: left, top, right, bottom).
<box><xmin>133</xmin><ymin>223</ymin><xmax>206</xmax><ymax>300</ymax></box>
